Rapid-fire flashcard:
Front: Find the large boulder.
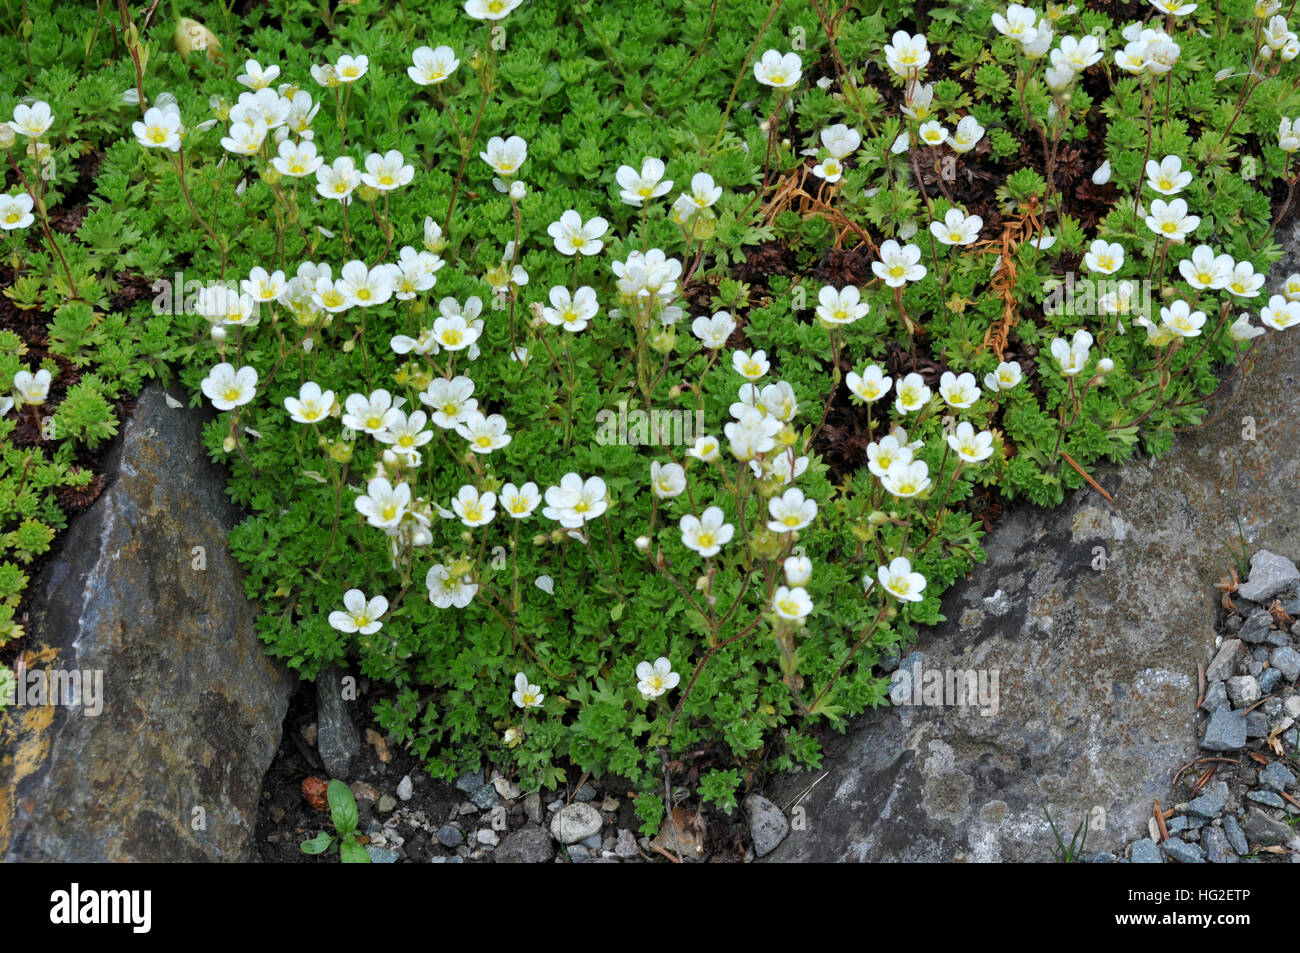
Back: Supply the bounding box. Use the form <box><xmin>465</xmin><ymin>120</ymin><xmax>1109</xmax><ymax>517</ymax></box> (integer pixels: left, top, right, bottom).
<box><xmin>0</xmin><ymin>382</ymin><xmax>294</xmax><ymax>861</ymax></box>
<box><xmin>764</xmin><ymin>223</ymin><xmax>1300</xmax><ymax>862</ymax></box>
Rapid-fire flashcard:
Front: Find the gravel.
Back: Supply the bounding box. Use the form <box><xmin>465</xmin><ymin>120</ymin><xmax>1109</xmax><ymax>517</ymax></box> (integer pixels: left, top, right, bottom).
<box><xmin>493</xmin><ymin>825</ymin><xmax>555</xmax><ymax>864</ymax></box>
<box><xmin>743</xmin><ymin>794</ymin><xmax>791</xmax><ymax>859</ymax></box>
<box><xmin>1130</xmin><ymin>839</ymin><xmax>1163</xmax><ymax>863</ymax></box>
<box><xmin>1259</xmin><ymin>762</ymin><xmax>1297</xmax><ymax>793</ymax></box>
<box><xmin>1186</xmin><ymin>781</ymin><xmax>1229</xmax><ymax>819</ymax></box>
<box><xmin>1200</xmin><ymin>708</ymin><xmax>1247</xmax><ymax>751</ymax></box>
<box><xmin>1237</xmin><ymin>551</ymin><xmax>1300</xmax><ymax>603</ymax></box>
<box><xmin>1202</xmin><ymin>826</ymin><xmax>1238</xmax><ymax>864</ymax></box>
<box><xmin>1161</xmin><ymin>839</ymin><xmax>1206</xmax><ymax>864</ymax></box>
<box><xmin>550</xmin><ymin>803</ymin><xmax>603</xmax><ymax>844</ymax></box>
<box><xmin>1226</xmin><ymin>675</ymin><xmax>1261</xmax><ymax>708</ymax></box>
<box><xmin>1223</xmin><ymin>815</ymin><xmax>1249</xmax><ymax>855</ymax></box>
<box><xmin>1271</xmin><ymin>646</ymin><xmax>1300</xmax><ymax>683</ymax></box>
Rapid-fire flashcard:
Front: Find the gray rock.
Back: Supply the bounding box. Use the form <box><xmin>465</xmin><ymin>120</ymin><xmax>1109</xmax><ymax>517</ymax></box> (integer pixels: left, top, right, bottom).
<box><xmin>1259</xmin><ymin>762</ymin><xmax>1296</xmax><ymax>792</ymax></box>
<box><xmin>455</xmin><ymin>770</ymin><xmax>484</xmax><ymax>794</ymax></box>
<box><xmin>759</xmin><ymin>277</ymin><xmax>1300</xmax><ymax>862</ymax></box>
<box><xmin>491</xmin><ymin>777</ymin><xmax>521</xmax><ymax>800</ymax></box>
<box><xmin>469</xmin><ymin>784</ymin><xmax>499</xmax><ymax>811</ymax></box>
<box><xmin>1241</xmin><ymin>807</ymin><xmax>1293</xmax><ymax>846</ymax></box>
<box><xmin>1201</xmin><ymin>681</ymin><xmax>1229</xmax><ymax>712</ymax></box>
<box><xmin>377</xmin><ymin>795</ymin><xmax>397</xmax><ymax>814</ymax></box>
<box><xmin>615</xmin><ymin>828</ymin><xmax>640</xmax><ymax>859</ymax></box>
<box><xmin>1246</xmin><ymin>790</ymin><xmax>1286</xmax><ymax>809</ymax></box>
<box><xmin>1162</xmin><ymin>839</ymin><xmax>1206</xmax><ymax>863</ymax></box>
<box><xmin>573</xmin><ymin>782</ymin><xmax>598</xmax><ymax>802</ymax></box>
<box><xmin>1246</xmin><ymin>713</ymin><xmax>1270</xmax><ymax>739</ymax></box>
<box><xmin>1186</xmin><ymin>781</ymin><xmax>1229</xmax><ymax>819</ymax></box>
<box><xmin>493</xmin><ymin>825</ymin><xmax>554</xmax><ymax>864</ymax></box>
<box><xmin>315</xmin><ymin>665</ymin><xmax>360</xmax><ymax>779</ymax></box>
<box><xmin>1201</xmin><ymin>826</ymin><xmax>1238</xmax><ymax>864</ymax></box>
<box><xmin>744</xmin><ymin>794</ymin><xmax>790</xmax><ymax>859</ymax></box>
<box><xmin>1237</xmin><ymin>551</ymin><xmax>1300</xmax><ymax>603</ymax></box>
<box><xmin>1265</xmin><ymin>628</ymin><xmax>1291</xmax><ymax>648</ymax></box>
<box><xmin>1130</xmin><ymin>839</ymin><xmax>1164</xmax><ymax>863</ymax></box>
<box><xmin>366</xmin><ymin>845</ymin><xmax>401</xmax><ymax>863</ymax></box>
<box><xmin>1239</xmin><ymin>609</ymin><xmax>1275</xmax><ymax>645</ymax></box>
<box><xmin>1271</xmin><ymin>646</ymin><xmax>1300</xmax><ymax>683</ymax></box>
<box><xmin>580</xmin><ymin>833</ymin><xmax>602</xmax><ymax>850</ymax></box>
<box><xmin>437</xmin><ymin>825</ymin><xmax>464</xmax><ymax>848</ymax></box>
<box><xmin>1206</xmin><ymin>640</ymin><xmax>1243</xmax><ymax>683</ymax></box>
<box><xmin>1165</xmin><ymin>815</ymin><xmax>1190</xmax><ymax>834</ymax></box>
<box><xmin>1226</xmin><ymin>675</ymin><xmax>1261</xmax><ymax>708</ymax></box>
<box><xmin>550</xmin><ymin>803</ymin><xmax>603</xmax><ymax>844</ymax></box>
<box><xmin>1258</xmin><ymin>669</ymin><xmax>1283</xmax><ymax>694</ymax></box>
<box><xmin>1223</xmin><ymin>815</ymin><xmax>1249</xmax><ymax>855</ymax></box>
<box><xmin>476</xmin><ymin>828</ymin><xmax>500</xmax><ymax>846</ymax></box>
<box><xmin>523</xmin><ymin>792</ymin><xmax>542</xmax><ymax>824</ymax></box>
<box><xmin>566</xmin><ymin>845</ymin><xmax>590</xmax><ymax>862</ymax></box>
<box><xmin>1201</xmin><ymin>709</ymin><xmax>1248</xmax><ymax>751</ymax></box>
<box><xmin>0</xmin><ymin>383</ymin><xmax>293</xmax><ymax>862</ymax></box>
<box><xmin>396</xmin><ymin>775</ymin><xmax>413</xmax><ymax>801</ymax></box>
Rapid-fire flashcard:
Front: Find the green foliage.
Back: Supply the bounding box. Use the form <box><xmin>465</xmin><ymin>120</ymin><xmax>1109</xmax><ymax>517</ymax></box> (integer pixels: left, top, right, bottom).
<box><xmin>300</xmin><ymin>779</ymin><xmax>371</xmax><ymax>863</ymax></box>
<box><xmin>0</xmin><ymin>0</ymin><xmax>1295</xmax><ymax>818</ymax></box>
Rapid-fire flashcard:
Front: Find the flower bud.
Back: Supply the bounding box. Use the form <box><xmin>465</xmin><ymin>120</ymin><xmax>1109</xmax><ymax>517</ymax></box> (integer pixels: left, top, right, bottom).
<box><xmin>222</xmin><ymin>435</ymin><xmax>236</xmax><ymax>453</ymax></box>
<box><xmin>635</xmin><ymin>535</ymin><xmax>650</xmax><ymax>553</ymax></box>
<box><xmin>210</xmin><ymin>324</ymin><xmax>227</xmax><ymax>342</ymax></box>
<box><xmin>509</xmin><ymin>180</ymin><xmax>527</xmax><ymax>201</ymax></box>
<box><xmin>174</xmin><ymin>17</ymin><xmax>222</xmax><ymax>62</ymax></box>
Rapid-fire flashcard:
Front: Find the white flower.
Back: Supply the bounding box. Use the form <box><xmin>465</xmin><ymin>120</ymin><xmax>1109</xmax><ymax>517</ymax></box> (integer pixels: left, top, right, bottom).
<box><xmin>426</xmin><ymin>564</ymin><xmax>478</xmax><ymax>609</ymax></box>
<box><xmin>866</xmin><ymin>434</ymin><xmax>912</xmax><ymax>478</ymax></box>
<box><xmin>1145</xmin><ymin>155</ymin><xmax>1193</xmax><ymax>195</ymax></box>
<box><xmin>984</xmin><ymin>361</ymin><xmax>1023</xmax><ymax>392</ymax></box>
<box><xmin>947</xmin><ymin>116</ymin><xmax>985</xmax><ymax>153</ymax></box>
<box><xmin>636</xmin><ymin>657</ymin><xmax>680</xmax><ymax>698</ymax></box>
<box><xmin>355</xmin><ymin>478</ymin><xmax>410</xmax><ymax>529</ymax></box>
<box><xmin>284</xmin><ymin>381</ymin><xmax>334</xmax><ymax>423</ymax></box>
<box><xmin>784</xmin><ymin>555</ymin><xmax>813</xmax><ymax>587</ymax></box>
<box><xmin>1160</xmin><ymin>300</ymin><xmax>1206</xmax><ymax>337</ymax></box>
<box><xmin>680</xmin><ymin>506</ymin><xmax>734</xmax><ymax>557</ymax></box>
<box><xmin>1084</xmin><ymin>239</ymin><xmax>1125</xmax><ymax>275</ymax></box>
<box><xmin>9</xmin><ymin>101</ymin><xmax>53</xmax><ymax>138</ymax></box>
<box><xmin>931</xmin><ymin>209</ymin><xmax>983</xmax><ymax>246</ymax></box>
<box><xmin>201</xmin><ymin>363</ymin><xmax>258</xmax><ymax>411</ymax></box>
<box><xmin>947</xmin><ymin>421</ymin><xmax>994</xmax><ymax>463</ymax></box>
<box><xmin>651</xmin><ymin>461</ymin><xmax>687</xmax><ymax>499</ymax></box>
<box><xmin>343</xmin><ymin>389</ymin><xmax>402</xmax><ymax>435</ymax></box>
<box><xmin>420</xmin><ymin>376</ymin><xmax>478</xmax><ymax>428</ymax></box>
<box><xmin>894</xmin><ymin>372</ymin><xmax>932</xmax><ymax>414</ymax></box>
<box><xmin>873</xmin><ymin>240</ymin><xmax>926</xmax><ymax>286</ymax></box>
<box><xmin>542</xmin><ymin>285</ymin><xmax>599</xmax><ymax>332</ymax></box>
<box><xmin>820</xmin><ymin>124</ymin><xmax>861</xmax><ymax>159</ymax></box>
<box><xmin>1092</xmin><ymin>160</ymin><xmax>1112</xmax><ymax>185</ymax></box>
<box><xmin>1225</xmin><ymin>261</ymin><xmax>1265</xmax><ymax>297</ymax></box>
<box><xmin>767</xmin><ymin>488</ymin><xmax>817</xmax><ymax>533</ymax></box>
<box><xmin>691</xmin><ymin>311</ymin><xmax>736</xmax><ymax>348</ymax></box>
<box><xmin>884</xmin><ymin>31</ymin><xmax>930</xmax><ymax>75</ymax></box>
<box><xmin>812</xmin><ymin>156</ymin><xmax>845</xmax><ymax>183</ymax></box>
<box><xmin>688</xmin><ymin>434</ymin><xmax>721</xmax><ymax>461</ymax></box>
<box><xmin>616</xmin><ymin>156</ymin><xmax>673</xmax><ymax>206</ymax></box>
<box><xmin>732</xmin><ymin>349</ymin><xmax>770</xmax><ymax>380</ymax></box>
<box><xmin>377</xmin><ymin>410</ymin><xmax>434</xmax><ymax>457</ymax></box>
<box><xmin>992</xmin><ymin>5</ymin><xmax>1039</xmax><ymax>43</ymax></box>
<box><xmin>881</xmin><ymin>458</ymin><xmax>931</xmax><ymax>498</ymax></box>
<box><xmin>334</xmin><ymin>54</ymin><xmax>369</xmax><ymax>83</ymax></box>
<box><xmin>362</xmin><ymin>149</ymin><xmax>414</xmax><ymax>190</ymax></box>
<box><xmin>686</xmin><ymin>172</ymin><xmax>722</xmax><ymax>208</ymax></box>
<box><xmin>918</xmin><ymin>120</ymin><xmax>948</xmax><ymax>146</ymax></box>
<box><xmin>220</xmin><ymin>121</ymin><xmax>266</xmax><ymax>156</ymax></box>
<box><xmin>133</xmin><ymin>106</ymin><xmax>183</xmax><ymax>151</ymax></box>
<box><xmin>338</xmin><ymin>259</ymin><xmax>398</xmax><ymax>307</ymax></box>
<box><xmin>433</xmin><ymin>313</ymin><xmax>481</xmax><ymax>351</ymax></box>
<box><xmin>542</xmin><ymin>474</ymin><xmax>608</xmax><ymax>528</ymax></box>
<box><xmin>328</xmin><ymin>588</ymin><xmax>387</xmax><ymax>634</ymax></box>
<box><xmin>1050</xmin><ymin>329</ymin><xmax>1093</xmax><ymax>375</ymax></box>
<box><xmin>1178</xmin><ymin>245</ymin><xmax>1233</xmax><ymax>289</ymax></box>
<box><xmin>938</xmin><ymin>371</ymin><xmax>980</xmax><ymax>408</ymax></box>
<box><xmin>0</xmin><ymin>193</ymin><xmax>35</xmax><ymax>230</ymax></box>
<box><xmin>1052</xmin><ymin>35</ymin><xmax>1103</xmax><ymax>74</ymax></box>
<box><xmin>456</xmin><ymin>411</ymin><xmax>511</xmax><ymax>453</ymax></box>
<box><xmin>271</xmin><ymin>139</ymin><xmax>323</xmax><ymax>177</ymax></box>
<box><xmin>1280</xmin><ymin>117</ymin><xmax>1300</xmax><ymax>152</ymax></box>
<box><xmin>500</xmin><ymin>482</ymin><xmax>541</xmax><ymax>518</ymax></box>
<box><xmin>11</xmin><ymin>368</ymin><xmax>51</xmax><ymax>407</ymax></box>
<box><xmin>511</xmin><ymin>672</ymin><xmax>543</xmax><ymax>710</ymax></box>
<box><xmin>467</xmin><ymin>0</ymin><xmax>523</xmax><ymax>20</ymax></box>
<box><xmin>1229</xmin><ymin>313</ymin><xmax>1266</xmax><ymax>341</ymax></box>
<box><xmin>316</xmin><ymin>156</ymin><xmax>362</xmax><ymax>203</ymax></box>
<box><xmin>1260</xmin><ymin>294</ymin><xmax>1300</xmax><ymax>330</ymax></box>
<box><xmin>547</xmin><ymin>209</ymin><xmax>608</xmax><ymax>256</ymax></box>
<box><xmin>480</xmin><ymin>135</ymin><xmax>527</xmax><ymax>176</ymax></box>
<box><xmin>408</xmin><ymin>45</ymin><xmax>460</xmax><ymax>84</ymax></box>
<box><xmin>753</xmin><ymin>49</ymin><xmax>802</xmax><ymax>88</ymax></box>
<box><xmin>1145</xmin><ymin>198</ymin><xmax>1200</xmax><ymax>242</ymax></box>
<box><xmin>237</xmin><ymin>59</ymin><xmax>281</xmax><ymax>90</ymax></box>
<box><xmin>452</xmin><ymin>485</ymin><xmax>496</xmax><ymax>527</ymax></box>
<box><xmin>847</xmin><ymin>364</ymin><xmax>892</xmax><ymax>403</ymax></box>
<box><xmin>772</xmin><ymin>586</ymin><xmax>813</xmax><ymax>621</ymax></box>
<box><xmin>875</xmin><ymin>556</ymin><xmax>927</xmax><ymax>602</ymax></box>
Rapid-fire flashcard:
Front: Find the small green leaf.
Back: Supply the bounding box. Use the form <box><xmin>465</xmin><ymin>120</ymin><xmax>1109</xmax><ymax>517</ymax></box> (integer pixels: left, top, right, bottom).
<box><xmin>300</xmin><ymin>831</ymin><xmax>335</xmax><ymax>855</ymax></box>
<box><xmin>327</xmin><ymin>779</ymin><xmax>358</xmax><ymax>835</ymax></box>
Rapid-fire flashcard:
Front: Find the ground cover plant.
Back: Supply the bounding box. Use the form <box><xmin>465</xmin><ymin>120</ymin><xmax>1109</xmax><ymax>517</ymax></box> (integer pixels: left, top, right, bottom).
<box><xmin>3</xmin><ymin>0</ymin><xmax>1300</xmax><ymax>834</ymax></box>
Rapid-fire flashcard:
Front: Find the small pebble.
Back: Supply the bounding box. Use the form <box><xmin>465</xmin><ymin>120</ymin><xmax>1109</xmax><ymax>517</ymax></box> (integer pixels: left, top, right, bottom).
<box><xmin>396</xmin><ymin>775</ymin><xmax>413</xmax><ymax>801</ymax></box>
